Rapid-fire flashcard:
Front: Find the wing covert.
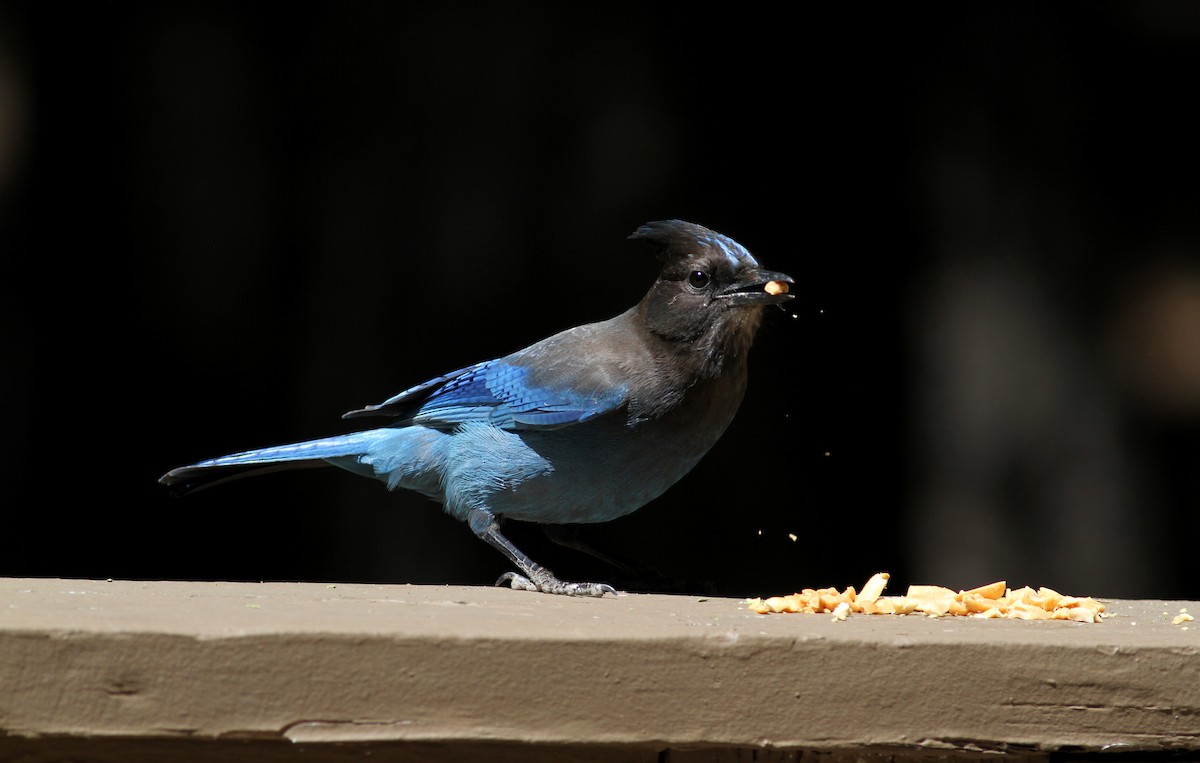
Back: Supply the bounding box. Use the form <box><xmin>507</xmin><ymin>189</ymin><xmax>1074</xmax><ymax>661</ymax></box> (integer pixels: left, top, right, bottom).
<box><xmin>344</xmin><ymin>359</ymin><xmax>627</xmax><ymax>430</ymax></box>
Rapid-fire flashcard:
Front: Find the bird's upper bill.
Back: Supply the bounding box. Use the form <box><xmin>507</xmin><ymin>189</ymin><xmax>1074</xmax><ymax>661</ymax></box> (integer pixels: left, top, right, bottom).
<box><xmin>716</xmin><ymin>268</ymin><xmax>795</xmax><ymax>306</ymax></box>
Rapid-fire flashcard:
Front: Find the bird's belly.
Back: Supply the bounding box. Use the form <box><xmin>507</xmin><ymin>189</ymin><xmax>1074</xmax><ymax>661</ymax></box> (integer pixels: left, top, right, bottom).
<box><xmin>490</xmin><ymin>405</ymin><xmax>737</xmax><ymax>525</ymax></box>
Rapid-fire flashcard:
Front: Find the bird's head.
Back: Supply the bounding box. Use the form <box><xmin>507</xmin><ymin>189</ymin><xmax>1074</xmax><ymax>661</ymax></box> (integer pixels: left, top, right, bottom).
<box><xmin>630</xmin><ymin>220</ymin><xmax>793</xmax><ymax>365</ymax></box>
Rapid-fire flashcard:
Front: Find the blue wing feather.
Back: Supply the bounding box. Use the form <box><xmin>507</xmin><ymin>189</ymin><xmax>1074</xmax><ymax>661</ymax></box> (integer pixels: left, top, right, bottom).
<box><xmin>341</xmin><ymin>365</ymin><xmax>477</xmax><ymax>420</ymax></box>
<box><xmin>344</xmin><ymin>359</ymin><xmax>627</xmax><ymax>431</ymax></box>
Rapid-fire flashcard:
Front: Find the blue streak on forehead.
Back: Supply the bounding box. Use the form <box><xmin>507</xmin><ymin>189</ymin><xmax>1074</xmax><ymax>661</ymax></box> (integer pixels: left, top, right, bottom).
<box><xmin>695</xmin><ymin>234</ymin><xmax>760</xmax><ymax>269</ymax></box>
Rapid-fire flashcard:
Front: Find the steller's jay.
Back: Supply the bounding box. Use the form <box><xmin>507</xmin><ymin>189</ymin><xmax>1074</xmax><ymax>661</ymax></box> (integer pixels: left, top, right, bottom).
<box><xmin>161</xmin><ymin>220</ymin><xmax>793</xmax><ymax>595</ymax></box>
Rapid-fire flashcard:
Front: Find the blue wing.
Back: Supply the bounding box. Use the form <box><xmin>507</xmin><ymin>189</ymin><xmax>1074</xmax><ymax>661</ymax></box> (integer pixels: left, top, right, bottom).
<box><xmin>342</xmin><ymin>359</ymin><xmax>628</xmax><ymax>431</ymax></box>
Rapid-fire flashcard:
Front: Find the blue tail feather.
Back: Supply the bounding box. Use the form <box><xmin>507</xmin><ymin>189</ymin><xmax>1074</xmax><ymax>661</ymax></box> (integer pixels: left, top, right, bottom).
<box><xmin>160</xmin><ymin>430</ymin><xmax>397</xmax><ymax>494</ymax></box>
<box><xmin>189</xmin><ymin>430</ymin><xmax>394</xmax><ymax>469</ymax></box>
<box><xmin>160</xmin><ymin>428</ymin><xmax>447</xmax><ymax>499</ymax></box>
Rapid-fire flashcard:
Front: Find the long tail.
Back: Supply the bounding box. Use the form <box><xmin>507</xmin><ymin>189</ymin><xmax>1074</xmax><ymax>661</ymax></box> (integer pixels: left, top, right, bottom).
<box><xmin>159</xmin><ymin>430</ymin><xmax>400</xmax><ymax>495</ymax></box>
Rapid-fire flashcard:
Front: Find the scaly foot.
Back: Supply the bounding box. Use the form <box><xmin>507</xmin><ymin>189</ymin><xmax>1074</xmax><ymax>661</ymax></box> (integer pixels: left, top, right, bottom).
<box><xmin>496</xmin><ymin>569</ymin><xmax>617</xmax><ymax>597</ymax></box>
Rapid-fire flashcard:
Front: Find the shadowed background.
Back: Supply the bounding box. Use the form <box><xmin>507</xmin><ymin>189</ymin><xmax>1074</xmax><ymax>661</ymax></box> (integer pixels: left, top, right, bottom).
<box><xmin>1</xmin><ymin>3</ymin><xmax>1197</xmax><ymax>598</ymax></box>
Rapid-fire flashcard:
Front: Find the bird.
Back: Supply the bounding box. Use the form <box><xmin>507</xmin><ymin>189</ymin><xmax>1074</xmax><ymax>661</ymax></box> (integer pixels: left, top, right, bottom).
<box><xmin>160</xmin><ymin>220</ymin><xmax>793</xmax><ymax>596</ymax></box>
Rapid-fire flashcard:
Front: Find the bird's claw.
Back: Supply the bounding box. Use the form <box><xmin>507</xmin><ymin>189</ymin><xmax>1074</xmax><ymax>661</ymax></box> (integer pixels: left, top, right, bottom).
<box><xmin>496</xmin><ymin>570</ymin><xmax>617</xmax><ymax>597</ymax></box>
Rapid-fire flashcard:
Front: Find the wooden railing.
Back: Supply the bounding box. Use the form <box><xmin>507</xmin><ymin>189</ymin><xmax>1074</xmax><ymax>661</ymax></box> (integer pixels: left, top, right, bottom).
<box><xmin>1</xmin><ymin>578</ymin><xmax>1197</xmax><ymax>762</ymax></box>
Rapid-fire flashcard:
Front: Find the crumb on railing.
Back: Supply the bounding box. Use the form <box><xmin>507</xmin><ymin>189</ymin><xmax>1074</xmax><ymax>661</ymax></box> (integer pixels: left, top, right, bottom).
<box><xmin>747</xmin><ymin>572</ymin><xmax>1106</xmax><ymax>623</ymax></box>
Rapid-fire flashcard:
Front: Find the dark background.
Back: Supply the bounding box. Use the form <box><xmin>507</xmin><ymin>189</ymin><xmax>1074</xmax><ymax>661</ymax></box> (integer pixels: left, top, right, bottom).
<box><xmin>2</xmin><ymin>3</ymin><xmax>1197</xmax><ymax>599</ymax></box>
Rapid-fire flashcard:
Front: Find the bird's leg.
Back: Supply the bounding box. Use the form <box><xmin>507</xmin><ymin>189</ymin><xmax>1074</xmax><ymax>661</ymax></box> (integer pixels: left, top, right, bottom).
<box><xmin>467</xmin><ymin>509</ymin><xmax>616</xmax><ymax>597</ymax></box>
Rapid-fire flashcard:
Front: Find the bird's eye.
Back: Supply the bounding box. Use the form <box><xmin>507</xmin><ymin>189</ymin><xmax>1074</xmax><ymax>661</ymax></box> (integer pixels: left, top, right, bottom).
<box><xmin>687</xmin><ymin>270</ymin><xmax>711</xmax><ymax>289</ymax></box>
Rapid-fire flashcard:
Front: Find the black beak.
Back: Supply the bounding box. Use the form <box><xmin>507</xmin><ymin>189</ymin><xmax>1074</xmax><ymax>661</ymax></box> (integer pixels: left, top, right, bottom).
<box><xmin>717</xmin><ymin>269</ymin><xmax>795</xmax><ymax>305</ymax></box>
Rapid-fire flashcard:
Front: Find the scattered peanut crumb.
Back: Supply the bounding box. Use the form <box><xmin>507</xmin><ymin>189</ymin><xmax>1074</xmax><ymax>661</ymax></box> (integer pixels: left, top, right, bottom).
<box><xmin>764</xmin><ymin>280</ymin><xmax>789</xmax><ymax>296</ymax></box>
<box><xmin>1172</xmin><ymin>609</ymin><xmax>1193</xmax><ymax>626</ymax></box>
<box><xmin>746</xmin><ymin>572</ymin><xmax>1106</xmax><ymax>623</ymax></box>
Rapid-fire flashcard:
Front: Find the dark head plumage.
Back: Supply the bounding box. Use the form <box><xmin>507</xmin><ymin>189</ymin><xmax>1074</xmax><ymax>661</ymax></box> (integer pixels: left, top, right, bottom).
<box><xmin>629</xmin><ymin>220</ymin><xmax>793</xmax><ymax>369</ymax></box>
<box><xmin>629</xmin><ymin>219</ymin><xmax>762</xmax><ymax>271</ymax></box>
